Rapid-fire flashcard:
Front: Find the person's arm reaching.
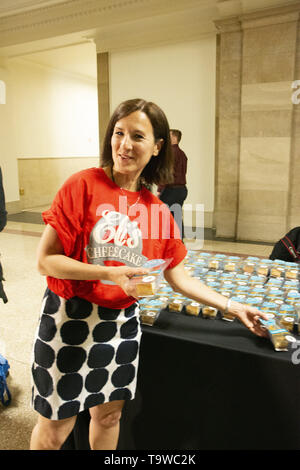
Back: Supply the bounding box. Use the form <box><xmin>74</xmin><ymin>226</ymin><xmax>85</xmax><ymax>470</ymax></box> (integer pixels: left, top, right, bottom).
<box><xmin>164</xmin><ymin>260</ymin><xmax>269</xmax><ymax>337</ymax></box>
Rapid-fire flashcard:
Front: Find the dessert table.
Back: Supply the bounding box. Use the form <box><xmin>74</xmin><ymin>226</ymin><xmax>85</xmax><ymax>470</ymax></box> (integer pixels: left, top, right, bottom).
<box><xmin>62</xmin><ymin>308</ymin><xmax>300</xmax><ymax>450</ymax></box>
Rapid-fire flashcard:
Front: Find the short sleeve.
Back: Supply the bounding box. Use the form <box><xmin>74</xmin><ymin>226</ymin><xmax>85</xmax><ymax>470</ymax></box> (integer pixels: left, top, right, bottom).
<box><xmin>42</xmin><ymin>172</ymin><xmax>87</xmax><ymax>257</ymax></box>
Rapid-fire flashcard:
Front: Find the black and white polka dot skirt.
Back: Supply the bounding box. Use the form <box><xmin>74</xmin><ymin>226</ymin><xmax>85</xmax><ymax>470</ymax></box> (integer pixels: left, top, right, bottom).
<box><xmin>31</xmin><ymin>288</ymin><xmax>141</xmax><ymax>420</ymax></box>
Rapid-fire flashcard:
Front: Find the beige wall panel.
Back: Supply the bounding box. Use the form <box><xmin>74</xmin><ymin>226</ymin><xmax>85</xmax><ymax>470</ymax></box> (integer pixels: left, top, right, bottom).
<box><xmin>239</xmin><ymin>189</ymin><xmax>288</xmax><ymax>217</ymax></box>
<box><xmin>293</xmin><ymin>107</ymin><xmax>300</xmax><ymax>137</ymax></box>
<box><xmin>219</xmin><ymin>31</ymin><xmax>243</xmax><ymax>61</ymax></box>
<box><xmin>241</xmin><ymin>110</ymin><xmax>293</xmax><ymax>137</ymax></box>
<box><xmin>18</xmin><ymin>157</ymin><xmax>98</xmax><ymax>210</ymax></box>
<box><xmin>239</xmin><ymin>137</ymin><xmax>291</xmax><ymax>191</ymax></box>
<box><xmin>289</xmin><ymin>128</ymin><xmax>300</xmax><ymax>225</ymax></box>
<box><xmin>219</xmin><ymin>59</ymin><xmax>242</xmax><ymax>117</ymax></box>
<box><xmin>237</xmin><ymin>214</ymin><xmax>287</xmax><ymax>243</ymax></box>
<box><xmin>296</xmin><ymin>27</ymin><xmax>300</xmax><ymax>75</ymax></box>
<box><xmin>242</xmin><ymin>52</ymin><xmax>295</xmax><ymax>84</ymax></box>
<box><xmin>241</xmin><ymin>82</ymin><xmax>293</xmax><ymax>112</ymax></box>
<box><xmin>215</xmin><ymin>211</ymin><xmax>238</xmax><ymax>239</ymax></box>
<box><xmin>242</xmin><ymin>22</ymin><xmax>297</xmax><ymax>58</ymax></box>
<box><xmin>216</xmin><ymin>183</ymin><xmax>239</xmax><ymax>212</ymax></box>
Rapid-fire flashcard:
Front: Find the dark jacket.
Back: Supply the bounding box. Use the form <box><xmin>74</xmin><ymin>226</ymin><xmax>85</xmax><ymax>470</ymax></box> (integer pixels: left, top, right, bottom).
<box><xmin>0</xmin><ymin>167</ymin><xmax>8</xmax><ymax>303</ymax></box>
<box><xmin>157</xmin><ymin>144</ymin><xmax>188</xmax><ymax>193</ymax></box>
<box><xmin>269</xmin><ymin>227</ymin><xmax>300</xmax><ymax>263</ymax></box>
<box><xmin>0</xmin><ymin>167</ymin><xmax>7</xmax><ymax>232</ymax></box>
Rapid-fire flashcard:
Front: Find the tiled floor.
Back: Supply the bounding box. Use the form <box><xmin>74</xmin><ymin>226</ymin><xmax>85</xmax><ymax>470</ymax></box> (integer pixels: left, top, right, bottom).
<box><xmin>0</xmin><ymin>209</ymin><xmax>274</xmax><ymax>450</ymax></box>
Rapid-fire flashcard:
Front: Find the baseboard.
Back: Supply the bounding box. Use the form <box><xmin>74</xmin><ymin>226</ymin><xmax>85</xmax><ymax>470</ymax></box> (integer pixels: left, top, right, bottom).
<box><xmin>6</xmin><ymin>200</ymin><xmax>21</xmax><ymax>214</ymax></box>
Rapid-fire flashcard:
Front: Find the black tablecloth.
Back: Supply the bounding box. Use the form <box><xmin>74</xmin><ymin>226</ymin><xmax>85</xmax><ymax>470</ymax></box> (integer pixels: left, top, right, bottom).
<box><xmin>62</xmin><ymin>310</ymin><xmax>300</xmax><ymax>450</ymax></box>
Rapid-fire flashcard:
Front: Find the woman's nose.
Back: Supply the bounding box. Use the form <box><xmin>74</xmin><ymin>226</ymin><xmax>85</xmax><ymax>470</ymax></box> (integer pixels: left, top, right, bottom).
<box><xmin>120</xmin><ymin>134</ymin><xmax>133</xmax><ymax>150</ymax></box>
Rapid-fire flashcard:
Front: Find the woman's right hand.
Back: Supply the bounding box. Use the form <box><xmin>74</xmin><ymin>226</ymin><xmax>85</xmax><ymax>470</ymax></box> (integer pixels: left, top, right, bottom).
<box><xmin>107</xmin><ymin>266</ymin><xmax>150</xmax><ymax>299</ymax></box>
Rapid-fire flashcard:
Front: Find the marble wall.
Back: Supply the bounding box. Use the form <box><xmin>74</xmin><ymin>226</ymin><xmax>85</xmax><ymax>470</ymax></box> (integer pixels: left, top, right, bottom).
<box><xmin>289</xmin><ymin>24</ymin><xmax>300</xmax><ymax>231</ymax></box>
<box><xmin>215</xmin><ymin>5</ymin><xmax>300</xmax><ymax>243</ymax></box>
<box><xmin>214</xmin><ymin>21</ymin><xmax>243</xmax><ymax>239</ymax></box>
<box><xmin>97</xmin><ymin>52</ymin><xmax>110</xmax><ymax>154</ymax></box>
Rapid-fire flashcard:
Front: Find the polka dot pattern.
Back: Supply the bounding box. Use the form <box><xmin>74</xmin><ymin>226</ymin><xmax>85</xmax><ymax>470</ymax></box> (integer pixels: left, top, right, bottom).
<box><xmin>38</xmin><ymin>315</ymin><xmax>57</xmax><ymax>342</ymax></box>
<box><xmin>57</xmin><ymin>346</ymin><xmax>86</xmax><ymax>373</ymax></box>
<box><xmin>32</xmin><ymin>366</ymin><xmax>53</xmax><ymax>397</ymax></box>
<box><xmin>57</xmin><ymin>373</ymin><xmax>83</xmax><ymax>401</ymax></box>
<box><xmin>92</xmin><ymin>322</ymin><xmax>117</xmax><ymax>343</ymax></box>
<box><xmin>34</xmin><ymin>339</ymin><xmax>55</xmax><ymax>369</ymax></box>
<box><xmin>116</xmin><ymin>340</ymin><xmax>138</xmax><ymax>365</ymax></box>
<box><xmin>60</xmin><ymin>320</ymin><xmax>89</xmax><ymax>345</ymax></box>
<box><xmin>31</xmin><ymin>291</ymin><xmax>141</xmax><ymax>420</ymax></box>
<box><xmin>85</xmin><ymin>368</ymin><xmax>108</xmax><ymax>393</ymax></box>
<box><xmin>43</xmin><ymin>289</ymin><xmax>61</xmax><ymax>315</ymax></box>
<box><xmin>87</xmin><ymin>344</ymin><xmax>115</xmax><ymax>368</ymax></box>
<box><xmin>66</xmin><ymin>297</ymin><xmax>93</xmax><ymax>319</ymax></box>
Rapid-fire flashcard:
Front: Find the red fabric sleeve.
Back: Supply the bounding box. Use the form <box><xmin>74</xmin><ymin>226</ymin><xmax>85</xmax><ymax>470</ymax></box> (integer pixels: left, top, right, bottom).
<box><xmin>42</xmin><ymin>172</ymin><xmax>87</xmax><ymax>257</ymax></box>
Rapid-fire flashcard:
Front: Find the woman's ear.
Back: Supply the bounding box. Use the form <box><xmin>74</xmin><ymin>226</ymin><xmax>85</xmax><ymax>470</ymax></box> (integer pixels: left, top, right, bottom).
<box><xmin>153</xmin><ymin>138</ymin><xmax>164</xmax><ymax>156</ymax></box>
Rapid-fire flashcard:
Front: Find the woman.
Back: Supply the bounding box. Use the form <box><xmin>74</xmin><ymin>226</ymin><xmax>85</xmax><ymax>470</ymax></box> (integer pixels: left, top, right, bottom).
<box><xmin>30</xmin><ymin>98</ymin><xmax>267</xmax><ymax>450</ymax></box>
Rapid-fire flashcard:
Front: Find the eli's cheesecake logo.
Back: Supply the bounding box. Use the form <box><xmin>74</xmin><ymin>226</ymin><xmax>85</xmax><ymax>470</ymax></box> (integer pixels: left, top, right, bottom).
<box><xmin>85</xmin><ymin>210</ymin><xmax>147</xmax><ymax>284</ymax></box>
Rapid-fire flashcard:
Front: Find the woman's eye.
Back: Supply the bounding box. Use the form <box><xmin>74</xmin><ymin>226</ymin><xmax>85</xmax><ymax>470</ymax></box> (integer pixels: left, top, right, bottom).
<box><xmin>135</xmin><ymin>134</ymin><xmax>144</xmax><ymax>140</ymax></box>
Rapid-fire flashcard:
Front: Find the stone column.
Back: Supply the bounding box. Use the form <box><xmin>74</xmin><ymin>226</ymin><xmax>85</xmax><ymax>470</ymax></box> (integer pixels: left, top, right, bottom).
<box><xmin>96</xmin><ymin>51</ymin><xmax>110</xmax><ymax>158</ymax></box>
<box><xmin>237</xmin><ymin>11</ymin><xmax>299</xmax><ymax>242</ymax></box>
<box><xmin>214</xmin><ymin>18</ymin><xmax>243</xmax><ymax>239</ymax></box>
<box><xmin>215</xmin><ymin>5</ymin><xmax>300</xmax><ymax>243</ymax></box>
<box><xmin>289</xmin><ymin>22</ymin><xmax>300</xmax><ymax>230</ymax></box>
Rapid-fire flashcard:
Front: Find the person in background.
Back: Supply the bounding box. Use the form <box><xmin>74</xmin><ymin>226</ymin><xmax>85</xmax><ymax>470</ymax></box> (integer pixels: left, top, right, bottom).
<box><xmin>29</xmin><ymin>98</ymin><xmax>268</xmax><ymax>451</ymax></box>
<box><xmin>158</xmin><ymin>129</ymin><xmax>187</xmax><ymax>239</ymax></box>
<box><xmin>0</xmin><ymin>167</ymin><xmax>8</xmax><ymax>303</ymax></box>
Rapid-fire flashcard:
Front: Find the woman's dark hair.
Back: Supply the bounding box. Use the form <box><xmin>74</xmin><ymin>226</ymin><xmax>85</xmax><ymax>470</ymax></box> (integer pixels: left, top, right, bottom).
<box><xmin>100</xmin><ymin>98</ymin><xmax>174</xmax><ymax>185</ymax></box>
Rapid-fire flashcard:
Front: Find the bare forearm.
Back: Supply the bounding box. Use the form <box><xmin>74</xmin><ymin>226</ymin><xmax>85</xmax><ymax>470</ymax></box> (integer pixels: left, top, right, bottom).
<box><xmin>38</xmin><ymin>253</ymin><xmax>109</xmax><ymax>281</ymax></box>
<box><xmin>165</xmin><ymin>263</ymin><xmax>269</xmax><ymax>337</ymax></box>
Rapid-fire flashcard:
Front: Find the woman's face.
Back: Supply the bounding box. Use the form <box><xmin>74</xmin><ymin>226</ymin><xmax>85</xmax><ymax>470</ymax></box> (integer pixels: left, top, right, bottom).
<box><xmin>111</xmin><ymin>110</ymin><xmax>162</xmax><ymax>177</ymax></box>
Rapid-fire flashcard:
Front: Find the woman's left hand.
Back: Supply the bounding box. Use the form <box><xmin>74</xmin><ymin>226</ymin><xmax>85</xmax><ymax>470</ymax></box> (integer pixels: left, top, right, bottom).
<box><xmin>230</xmin><ymin>300</ymin><xmax>269</xmax><ymax>337</ymax></box>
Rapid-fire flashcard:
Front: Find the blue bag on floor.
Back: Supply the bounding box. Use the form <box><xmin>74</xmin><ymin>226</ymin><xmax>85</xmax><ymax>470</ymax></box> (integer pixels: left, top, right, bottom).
<box><xmin>0</xmin><ymin>353</ymin><xmax>11</xmax><ymax>406</ymax></box>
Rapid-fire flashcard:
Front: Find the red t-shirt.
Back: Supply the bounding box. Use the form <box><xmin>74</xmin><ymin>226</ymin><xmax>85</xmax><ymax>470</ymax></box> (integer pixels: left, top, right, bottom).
<box><xmin>43</xmin><ymin>168</ymin><xmax>187</xmax><ymax>308</ymax></box>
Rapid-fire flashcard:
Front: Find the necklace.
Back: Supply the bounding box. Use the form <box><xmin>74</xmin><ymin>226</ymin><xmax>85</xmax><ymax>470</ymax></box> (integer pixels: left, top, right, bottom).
<box><xmin>111</xmin><ymin>167</ymin><xmax>142</xmax><ymax>210</ymax></box>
